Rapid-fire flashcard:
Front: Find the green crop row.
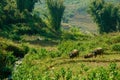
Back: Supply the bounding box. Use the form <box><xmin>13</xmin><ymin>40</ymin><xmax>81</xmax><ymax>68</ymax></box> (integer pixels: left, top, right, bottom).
<box><xmin>13</xmin><ymin>62</ymin><xmax>120</xmax><ymax>80</ymax></box>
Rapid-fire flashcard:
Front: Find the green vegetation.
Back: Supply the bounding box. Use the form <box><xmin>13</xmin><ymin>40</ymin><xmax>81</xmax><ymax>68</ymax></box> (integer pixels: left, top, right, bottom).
<box><xmin>11</xmin><ymin>32</ymin><xmax>120</xmax><ymax>80</ymax></box>
<box><xmin>0</xmin><ymin>50</ymin><xmax>15</xmax><ymax>79</ymax></box>
<box><xmin>0</xmin><ymin>38</ymin><xmax>29</xmax><ymax>79</ymax></box>
<box><xmin>16</xmin><ymin>0</ymin><xmax>40</xmax><ymax>12</ymax></box>
<box><xmin>112</xmin><ymin>43</ymin><xmax>120</xmax><ymax>51</ymax></box>
<box><xmin>35</xmin><ymin>0</ymin><xmax>120</xmax><ymax>33</ymax></box>
<box><xmin>1</xmin><ymin>0</ymin><xmax>120</xmax><ymax>79</ymax></box>
<box><xmin>88</xmin><ymin>0</ymin><xmax>120</xmax><ymax>33</ymax></box>
<box><xmin>45</xmin><ymin>0</ymin><xmax>65</xmax><ymax>35</ymax></box>
<box><xmin>14</xmin><ymin>63</ymin><xmax>120</xmax><ymax>80</ymax></box>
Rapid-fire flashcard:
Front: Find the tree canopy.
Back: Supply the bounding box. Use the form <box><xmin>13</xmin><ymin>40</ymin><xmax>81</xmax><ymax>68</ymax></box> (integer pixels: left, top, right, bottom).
<box><xmin>88</xmin><ymin>0</ymin><xmax>120</xmax><ymax>33</ymax></box>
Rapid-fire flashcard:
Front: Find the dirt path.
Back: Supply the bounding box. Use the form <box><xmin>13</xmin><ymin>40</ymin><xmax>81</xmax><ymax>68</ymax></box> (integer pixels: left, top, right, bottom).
<box><xmin>46</xmin><ymin>55</ymin><xmax>120</xmax><ymax>70</ymax></box>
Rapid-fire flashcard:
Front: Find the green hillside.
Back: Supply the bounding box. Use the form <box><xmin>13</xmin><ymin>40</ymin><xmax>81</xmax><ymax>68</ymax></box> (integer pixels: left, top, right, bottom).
<box><xmin>1</xmin><ymin>0</ymin><xmax>120</xmax><ymax>79</ymax></box>
<box><xmin>12</xmin><ymin>32</ymin><xmax>120</xmax><ymax>80</ymax></box>
<box><xmin>34</xmin><ymin>0</ymin><xmax>119</xmax><ymax>33</ymax></box>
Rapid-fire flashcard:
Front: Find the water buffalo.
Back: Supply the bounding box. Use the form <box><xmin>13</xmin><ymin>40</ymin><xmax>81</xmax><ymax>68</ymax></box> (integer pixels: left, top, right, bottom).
<box><xmin>84</xmin><ymin>53</ymin><xmax>94</xmax><ymax>58</ymax></box>
<box><xmin>69</xmin><ymin>49</ymin><xmax>79</xmax><ymax>58</ymax></box>
<box><xmin>84</xmin><ymin>47</ymin><xmax>103</xmax><ymax>58</ymax></box>
<box><xmin>92</xmin><ymin>47</ymin><xmax>103</xmax><ymax>57</ymax></box>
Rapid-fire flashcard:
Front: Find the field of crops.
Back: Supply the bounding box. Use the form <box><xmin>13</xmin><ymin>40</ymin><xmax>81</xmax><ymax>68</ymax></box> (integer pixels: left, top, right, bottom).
<box><xmin>11</xmin><ymin>32</ymin><xmax>120</xmax><ymax>80</ymax></box>
<box><xmin>1</xmin><ymin>0</ymin><xmax>120</xmax><ymax>79</ymax></box>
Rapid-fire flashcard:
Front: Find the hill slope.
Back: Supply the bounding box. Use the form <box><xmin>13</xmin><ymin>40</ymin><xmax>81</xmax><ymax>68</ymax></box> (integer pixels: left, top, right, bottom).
<box><xmin>34</xmin><ymin>0</ymin><xmax>119</xmax><ymax>33</ymax></box>
<box><xmin>12</xmin><ymin>32</ymin><xmax>120</xmax><ymax>79</ymax></box>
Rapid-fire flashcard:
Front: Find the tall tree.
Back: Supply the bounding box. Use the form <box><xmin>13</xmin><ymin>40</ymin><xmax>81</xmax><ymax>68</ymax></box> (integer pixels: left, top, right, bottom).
<box><xmin>46</xmin><ymin>0</ymin><xmax>65</xmax><ymax>35</ymax></box>
<box><xmin>16</xmin><ymin>0</ymin><xmax>40</xmax><ymax>12</ymax></box>
<box><xmin>0</xmin><ymin>0</ymin><xmax>17</xmax><ymax>28</ymax></box>
<box><xmin>88</xmin><ymin>0</ymin><xmax>120</xmax><ymax>33</ymax></box>
<box><xmin>117</xmin><ymin>5</ymin><xmax>120</xmax><ymax>31</ymax></box>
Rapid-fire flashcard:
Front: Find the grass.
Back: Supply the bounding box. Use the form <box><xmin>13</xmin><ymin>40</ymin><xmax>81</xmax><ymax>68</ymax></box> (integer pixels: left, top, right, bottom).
<box><xmin>11</xmin><ymin>32</ymin><xmax>120</xmax><ymax>79</ymax></box>
<box><xmin>1</xmin><ymin>0</ymin><xmax>120</xmax><ymax>79</ymax></box>
<box><xmin>1</xmin><ymin>27</ymin><xmax>120</xmax><ymax>79</ymax></box>
<box><xmin>13</xmin><ymin>54</ymin><xmax>120</xmax><ymax>79</ymax></box>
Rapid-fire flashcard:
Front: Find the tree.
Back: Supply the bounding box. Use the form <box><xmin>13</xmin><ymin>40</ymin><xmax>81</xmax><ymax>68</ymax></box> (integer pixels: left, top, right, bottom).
<box><xmin>0</xmin><ymin>0</ymin><xmax>17</xmax><ymax>28</ymax></box>
<box><xmin>88</xmin><ymin>0</ymin><xmax>120</xmax><ymax>33</ymax></box>
<box><xmin>16</xmin><ymin>0</ymin><xmax>40</xmax><ymax>12</ymax></box>
<box><xmin>117</xmin><ymin>5</ymin><xmax>120</xmax><ymax>31</ymax></box>
<box><xmin>46</xmin><ymin>0</ymin><xmax>65</xmax><ymax>35</ymax></box>
<box><xmin>0</xmin><ymin>3</ymin><xmax>3</xmax><ymax>26</ymax></box>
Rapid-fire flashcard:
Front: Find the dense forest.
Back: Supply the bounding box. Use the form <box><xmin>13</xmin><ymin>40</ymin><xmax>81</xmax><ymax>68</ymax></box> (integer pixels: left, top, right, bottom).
<box><xmin>0</xmin><ymin>0</ymin><xmax>120</xmax><ymax>79</ymax></box>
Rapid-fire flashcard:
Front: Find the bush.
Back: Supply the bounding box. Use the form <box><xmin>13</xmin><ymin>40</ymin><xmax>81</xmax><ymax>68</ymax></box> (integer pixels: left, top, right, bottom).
<box><xmin>112</xmin><ymin>43</ymin><xmax>120</xmax><ymax>51</ymax></box>
<box><xmin>38</xmin><ymin>48</ymin><xmax>48</xmax><ymax>59</ymax></box>
<box><xmin>0</xmin><ymin>66</ymin><xmax>12</xmax><ymax>79</ymax></box>
<box><xmin>106</xmin><ymin>36</ymin><xmax>120</xmax><ymax>45</ymax></box>
<box><xmin>61</xmin><ymin>32</ymin><xmax>76</xmax><ymax>40</ymax></box>
<box><xmin>49</xmin><ymin>51</ymin><xmax>61</xmax><ymax>58</ymax></box>
<box><xmin>6</xmin><ymin>44</ymin><xmax>29</xmax><ymax>58</ymax></box>
<box><xmin>112</xmin><ymin>36</ymin><xmax>120</xmax><ymax>44</ymax></box>
<box><xmin>87</xmin><ymin>63</ymin><xmax>120</xmax><ymax>80</ymax></box>
<box><xmin>13</xmin><ymin>62</ymin><xmax>120</xmax><ymax>80</ymax></box>
<box><xmin>0</xmin><ymin>49</ymin><xmax>16</xmax><ymax>79</ymax></box>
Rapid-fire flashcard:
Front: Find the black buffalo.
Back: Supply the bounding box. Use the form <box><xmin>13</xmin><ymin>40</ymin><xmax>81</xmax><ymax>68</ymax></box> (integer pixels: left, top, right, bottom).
<box><xmin>92</xmin><ymin>47</ymin><xmax>103</xmax><ymax>57</ymax></box>
<box><xmin>84</xmin><ymin>47</ymin><xmax>103</xmax><ymax>58</ymax></box>
<box><xmin>84</xmin><ymin>53</ymin><xmax>94</xmax><ymax>58</ymax></box>
<box><xmin>69</xmin><ymin>49</ymin><xmax>79</xmax><ymax>58</ymax></box>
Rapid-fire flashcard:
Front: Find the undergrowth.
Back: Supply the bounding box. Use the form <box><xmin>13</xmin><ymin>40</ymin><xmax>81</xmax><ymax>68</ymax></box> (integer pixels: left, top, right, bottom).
<box><xmin>11</xmin><ymin>32</ymin><xmax>120</xmax><ymax>79</ymax></box>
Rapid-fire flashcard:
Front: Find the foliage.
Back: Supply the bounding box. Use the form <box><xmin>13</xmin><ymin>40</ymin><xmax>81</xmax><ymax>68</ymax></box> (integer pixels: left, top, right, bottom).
<box><xmin>54</xmin><ymin>71</ymin><xmax>60</xmax><ymax>80</ymax></box>
<box><xmin>87</xmin><ymin>62</ymin><xmax>120</xmax><ymax>80</ymax></box>
<box><xmin>88</xmin><ymin>0</ymin><xmax>120</xmax><ymax>33</ymax></box>
<box><xmin>61</xmin><ymin>68</ymin><xmax>66</xmax><ymax>79</ymax></box>
<box><xmin>1</xmin><ymin>1</ymin><xmax>120</xmax><ymax>79</ymax></box>
<box><xmin>6</xmin><ymin>44</ymin><xmax>29</xmax><ymax>58</ymax></box>
<box><xmin>10</xmin><ymin>32</ymin><xmax>120</xmax><ymax>79</ymax></box>
<box><xmin>0</xmin><ymin>0</ymin><xmax>46</xmax><ymax>40</ymax></box>
<box><xmin>0</xmin><ymin>49</ymin><xmax>16</xmax><ymax>79</ymax></box>
<box><xmin>0</xmin><ymin>0</ymin><xmax>16</xmax><ymax>28</ymax></box>
<box><xmin>49</xmin><ymin>50</ymin><xmax>61</xmax><ymax>58</ymax></box>
<box><xmin>13</xmin><ymin>59</ymin><xmax>120</xmax><ymax>80</ymax></box>
<box><xmin>16</xmin><ymin>0</ymin><xmax>39</xmax><ymax>12</ymax></box>
<box><xmin>106</xmin><ymin>36</ymin><xmax>120</xmax><ymax>45</ymax></box>
<box><xmin>112</xmin><ymin>43</ymin><xmax>120</xmax><ymax>51</ymax></box>
<box><xmin>45</xmin><ymin>0</ymin><xmax>65</xmax><ymax>35</ymax></box>
<box><xmin>66</xmin><ymin>68</ymin><xmax>72</xmax><ymax>80</ymax></box>
<box><xmin>0</xmin><ymin>38</ymin><xmax>30</xmax><ymax>79</ymax></box>
<box><xmin>37</xmin><ymin>0</ymin><xmax>120</xmax><ymax>33</ymax></box>
<box><xmin>61</xmin><ymin>27</ymin><xmax>90</xmax><ymax>40</ymax></box>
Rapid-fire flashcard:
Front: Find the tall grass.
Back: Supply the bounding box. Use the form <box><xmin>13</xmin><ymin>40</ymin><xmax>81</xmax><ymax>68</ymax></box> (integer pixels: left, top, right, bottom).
<box><xmin>13</xmin><ymin>62</ymin><xmax>120</xmax><ymax>80</ymax></box>
<box><xmin>12</xmin><ymin>32</ymin><xmax>120</xmax><ymax>79</ymax></box>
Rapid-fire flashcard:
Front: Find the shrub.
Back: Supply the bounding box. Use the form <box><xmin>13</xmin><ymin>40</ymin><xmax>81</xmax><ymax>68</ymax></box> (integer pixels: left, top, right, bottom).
<box><xmin>0</xmin><ymin>66</ymin><xmax>12</xmax><ymax>79</ymax></box>
<box><xmin>66</xmin><ymin>68</ymin><xmax>72</xmax><ymax>80</ymax></box>
<box><xmin>38</xmin><ymin>48</ymin><xmax>48</xmax><ymax>59</ymax></box>
<box><xmin>61</xmin><ymin>32</ymin><xmax>76</xmax><ymax>40</ymax></box>
<box><xmin>87</xmin><ymin>63</ymin><xmax>120</xmax><ymax>80</ymax></box>
<box><xmin>112</xmin><ymin>43</ymin><xmax>120</xmax><ymax>51</ymax></box>
<box><xmin>6</xmin><ymin>44</ymin><xmax>29</xmax><ymax>58</ymax></box>
<box><xmin>0</xmin><ymin>49</ymin><xmax>16</xmax><ymax>79</ymax></box>
<box><xmin>60</xmin><ymin>68</ymin><xmax>66</xmax><ymax>79</ymax></box>
<box><xmin>112</xmin><ymin>36</ymin><xmax>120</xmax><ymax>44</ymax></box>
<box><xmin>54</xmin><ymin>72</ymin><xmax>60</xmax><ymax>80</ymax></box>
<box><xmin>61</xmin><ymin>28</ymin><xmax>90</xmax><ymax>40</ymax></box>
<box><xmin>106</xmin><ymin>36</ymin><xmax>120</xmax><ymax>45</ymax></box>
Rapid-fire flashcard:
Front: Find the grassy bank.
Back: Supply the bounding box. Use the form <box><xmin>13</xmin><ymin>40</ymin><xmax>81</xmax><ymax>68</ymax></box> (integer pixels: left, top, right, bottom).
<box><xmin>9</xmin><ymin>32</ymin><xmax>120</xmax><ymax>80</ymax></box>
